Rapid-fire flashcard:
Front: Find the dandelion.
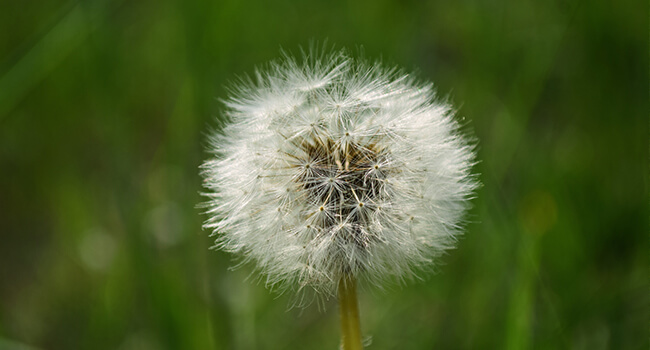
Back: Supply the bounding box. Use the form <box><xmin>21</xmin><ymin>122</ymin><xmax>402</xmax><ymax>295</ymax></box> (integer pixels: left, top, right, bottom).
<box><xmin>202</xmin><ymin>49</ymin><xmax>478</xmax><ymax>349</ymax></box>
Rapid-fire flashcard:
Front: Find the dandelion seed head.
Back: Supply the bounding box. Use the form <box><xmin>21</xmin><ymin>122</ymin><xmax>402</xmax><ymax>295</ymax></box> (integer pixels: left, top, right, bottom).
<box><xmin>202</xmin><ymin>49</ymin><xmax>478</xmax><ymax>298</ymax></box>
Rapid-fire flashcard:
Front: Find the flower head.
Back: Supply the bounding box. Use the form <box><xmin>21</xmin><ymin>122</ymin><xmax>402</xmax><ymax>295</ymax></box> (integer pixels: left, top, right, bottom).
<box><xmin>202</xmin><ymin>50</ymin><xmax>478</xmax><ymax>297</ymax></box>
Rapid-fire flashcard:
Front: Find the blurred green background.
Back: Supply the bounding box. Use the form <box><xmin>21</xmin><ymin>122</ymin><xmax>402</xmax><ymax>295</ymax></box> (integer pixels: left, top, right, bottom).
<box><xmin>0</xmin><ymin>0</ymin><xmax>646</xmax><ymax>349</ymax></box>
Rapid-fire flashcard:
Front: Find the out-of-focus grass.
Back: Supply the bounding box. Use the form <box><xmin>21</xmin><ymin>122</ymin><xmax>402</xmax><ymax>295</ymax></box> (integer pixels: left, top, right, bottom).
<box><xmin>0</xmin><ymin>0</ymin><xmax>646</xmax><ymax>349</ymax></box>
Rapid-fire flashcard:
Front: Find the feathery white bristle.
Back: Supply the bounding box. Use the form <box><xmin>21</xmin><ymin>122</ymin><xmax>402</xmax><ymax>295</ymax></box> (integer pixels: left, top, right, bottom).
<box><xmin>202</xmin><ymin>50</ymin><xmax>478</xmax><ymax>298</ymax></box>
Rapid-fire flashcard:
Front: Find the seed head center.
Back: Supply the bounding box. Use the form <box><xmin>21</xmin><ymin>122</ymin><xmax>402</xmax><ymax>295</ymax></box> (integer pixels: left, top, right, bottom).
<box><xmin>297</xmin><ymin>134</ymin><xmax>388</xmax><ymax>232</ymax></box>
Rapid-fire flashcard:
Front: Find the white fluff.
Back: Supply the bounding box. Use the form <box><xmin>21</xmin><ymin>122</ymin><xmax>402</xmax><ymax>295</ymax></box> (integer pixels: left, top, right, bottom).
<box><xmin>202</xmin><ymin>50</ymin><xmax>478</xmax><ymax>297</ymax></box>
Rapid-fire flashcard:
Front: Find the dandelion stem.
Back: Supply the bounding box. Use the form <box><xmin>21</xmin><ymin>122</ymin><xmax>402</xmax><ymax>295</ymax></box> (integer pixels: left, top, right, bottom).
<box><xmin>338</xmin><ymin>275</ymin><xmax>363</xmax><ymax>350</ymax></box>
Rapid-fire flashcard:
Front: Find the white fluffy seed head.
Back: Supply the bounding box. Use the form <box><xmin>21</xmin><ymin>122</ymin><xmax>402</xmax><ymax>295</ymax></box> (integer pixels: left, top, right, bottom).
<box><xmin>202</xmin><ymin>50</ymin><xmax>478</xmax><ymax>298</ymax></box>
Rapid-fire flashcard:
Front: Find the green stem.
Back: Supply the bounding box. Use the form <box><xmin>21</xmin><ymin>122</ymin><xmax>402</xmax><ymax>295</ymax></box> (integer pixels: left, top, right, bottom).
<box><xmin>338</xmin><ymin>275</ymin><xmax>363</xmax><ymax>350</ymax></box>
